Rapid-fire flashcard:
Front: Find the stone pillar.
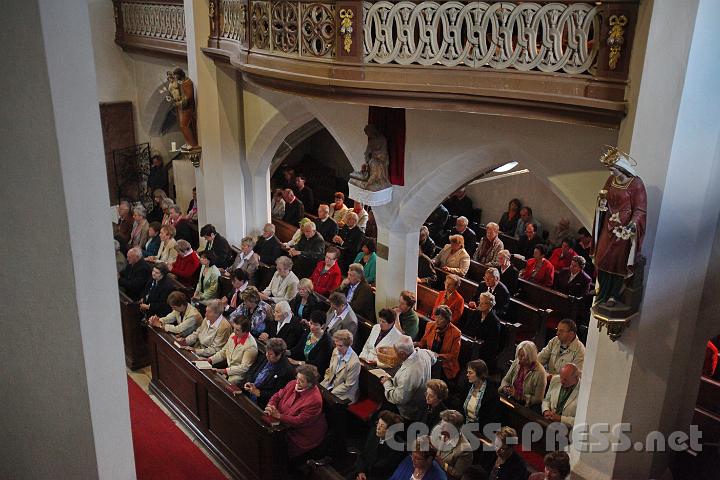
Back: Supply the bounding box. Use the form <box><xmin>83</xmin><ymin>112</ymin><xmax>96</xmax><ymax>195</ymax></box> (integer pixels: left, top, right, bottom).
<box><xmin>1</xmin><ymin>0</ymin><xmax>135</xmax><ymax>478</ymax></box>
<box><xmin>571</xmin><ymin>0</ymin><xmax>720</xmax><ymax>478</ymax></box>
<box><xmin>184</xmin><ymin>0</ymin><xmax>247</xmax><ymax>243</ymax></box>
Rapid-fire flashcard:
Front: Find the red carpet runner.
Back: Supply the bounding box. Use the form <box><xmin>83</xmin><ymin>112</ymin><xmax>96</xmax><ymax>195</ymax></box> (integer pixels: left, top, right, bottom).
<box><xmin>127</xmin><ymin>377</ymin><xmax>228</xmax><ymax>480</ymax></box>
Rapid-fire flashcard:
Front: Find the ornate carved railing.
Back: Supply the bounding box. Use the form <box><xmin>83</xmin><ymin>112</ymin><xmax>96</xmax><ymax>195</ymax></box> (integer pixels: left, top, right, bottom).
<box><xmin>113</xmin><ymin>0</ymin><xmax>187</xmax><ymax>57</ymax></box>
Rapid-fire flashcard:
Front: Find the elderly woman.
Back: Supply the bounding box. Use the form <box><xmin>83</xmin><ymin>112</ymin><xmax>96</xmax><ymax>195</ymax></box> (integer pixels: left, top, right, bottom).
<box><xmin>259</xmin><ymin>301</ymin><xmax>304</xmax><ymax>353</ymax></box>
<box><xmin>321</xmin><ymin>329</ymin><xmax>361</xmax><ymax>403</ymax></box>
<box><xmin>433</xmin><ymin>274</ymin><xmax>465</xmax><ymax>324</ymax></box>
<box><xmin>179</xmin><ymin>299</ymin><xmax>232</xmax><ymax>357</ymax></box>
<box><xmin>129</xmin><ymin>205</ymin><xmax>150</xmax><ymax>249</ymax></box>
<box><xmin>244</xmin><ymin>338</ymin><xmax>294</xmax><ymax>408</ymax></box>
<box><xmin>351</xmin><ymin>410</ymin><xmax>406</xmax><ymax>480</ymax></box>
<box><xmin>309</xmin><ymin>247</ymin><xmax>343</xmax><ymax>296</ymax></box>
<box><xmin>227</xmin><ymin>236</ymin><xmax>259</xmax><ymax>284</ymax></box>
<box><xmin>521</xmin><ymin>244</ymin><xmax>555</xmax><ymax>288</ymax></box>
<box><xmin>388</xmin><ymin>435</ymin><xmax>447</xmax><ymax>480</ymax></box>
<box><xmin>147</xmin><ymin>224</ymin><xmax>177</xmax><ymax>265</ymax></box>
<box><xmin>260</xmin><ymin>256</ymin><xmax>299</xmax><ymax>304</ymax></box>
<box><xmin>359</xmin><ymin>308</ymin><xmax>403</xmax><ymax>365</ymax></box>
<box><xmin>354</xmin><ymin>237</ymin><xmax>377</xmax><ymax>285</ymax></box>
<box><xmin>149</xmin><ymin>291</ymin><xmax>201</xmax><ymax>336</ymax></box>
<box><xmin>142</xmin><ymin>221</ymin><xmax>162</xmax><ymax>258</ymax></box>
<box><xmin>417</xmin><ymin>305</ymin><xmax>462</xmax><ymax>381</ymax></box>
<box><xmin>271</xmin><ymin>188</ymin><xmax>286</xmax><ymax>219</ymax></box>
<box><xmin>289</xmin><ymin>278</ymin><xmax>320</xmax><ymax>320</ymax></box>
<box><xmin>459</xmin><ymin>292</ymin><xmax>500</xmax><ymax>366</ymax></box>
<box><xmin>192</xmin><ymin>250</ymin><xmax>220</xmax><ymax>306</ymax></box>
<box><xmin>489</xmin><ymin>427</ymin><xmax>529</xmax><ymax>480</ymax></box>
<box><xmin>265</xmin><ymin>364</ymin><xmax>328</xmax><ymax>461</ymax></box>
<box><xmin>171</xmin><ymin>239</ymin><xmax>200</xmax><ymax>288</ymax></box>
<box><xmin>208</xmin><ymin>316</ymin><xmax>258</xmax><ymax>385</ymax></box>
<box><xmin>474</xmin><ymin>222</ymin><xmax>504</xmax><ymax>265</ymax></box>
<box><xmin>147</xmin><ymin>189</ymin><xmax>167</xmax><ymax>223</ymax></box>
<box><xmin>463</xmin><ymin>359</ymin><xmax>500</xmax><ymax>430</ymax></box>
<box><xmin>434</xmin><ymin>410</ymin><xmax>473</xmax><ymax>480</ymax></box>
<box><xmin>500</xmin><ymin>340</ymin><xmax>547</xmax><ymax>410</ymax></box>
<box><xmin>333</xmin><ymin>211</ymin><xmax>364</xmax><ymax>272</ymax></box>
<box><xmin>230</xmin><ymin>286</ymin><xmax>271</xmax><ymax>337</ymax></box>
<box><xmin>433</xmin><ymin>234</ymin><xmax>471</xmax><ymax>276</ymax></box>
<box><xmin>420</xmin><ymin>379</ymin><xmax>449</xmax><ymax>429</ymax></box>
<box><xmin>499</xmin><ymin>198</ymin><xmax>522</xmax><ymax>236</ymax></box>
<box><xmin>139</xmin><ymin>262</ymin><xmax>174</xmax><ymax>317</ymax></box>
<box><xmin>394</xmin><ymin>291</ymin><xmax>420</xmax><ymax>340</ymax></box>
<box><xmin>160</xmin><ymin>197</ymin><xmax>175</xmax><ymax>226</ymax></box>
<box><xmin>289</xmin><ymin>310</ymin><xmax>332</xmax><ymax>375</ymax></box>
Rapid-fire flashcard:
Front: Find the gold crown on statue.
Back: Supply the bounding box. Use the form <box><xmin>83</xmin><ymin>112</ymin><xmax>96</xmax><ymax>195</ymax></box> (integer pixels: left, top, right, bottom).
<box><xmin>599</xmin><ymin>145</ymin><xmax>636</xmax><ymax>167</ymax></box>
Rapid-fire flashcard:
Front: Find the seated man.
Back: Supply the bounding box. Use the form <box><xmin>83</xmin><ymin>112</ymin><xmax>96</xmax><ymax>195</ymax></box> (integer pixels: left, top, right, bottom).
<box><xmin>450</xmin><ymin>216</ymin><xmax>477</xmax><ymax>257</ymax></box>
<box><xmin>149</xmin><ymin>291</ymin><xmax>201</xmax><ymax>337</ymax></box>
<box><xmin>199</xmin><ymin>224</ymin><xmax>233</xmax><ymax>269</ymax></box>
<box><xmin>474</xmin><ymin>222</ymin><xmax>504</xmax><ymax>264</ymax></box>
<box><xmin>309</xmin><ymin>246</ymin><xmax>342</xmax><ymax>297</ymax></box>
<box><xmin>470</xmin><ymin>267</ymin><xmax>510</xmax><ymax>318</ymax></box>
<box><xmin>359</xmin><ymin>308</ymin><xmax>403</xmax><ymax>365</ymax></box>
<box><xmin>314</xmin><ymin>204</ymin><xmax>338</xmax><ymax>242</ymax></box>
<box><xmin>333</xmin><ymin>211</ymin><xmax>364</xmax><ymax>273</ymax></box>
<box><xmin>287</xmin><ymin>221</ymin><xmax>325</xmax><ymax>279</ymax></box>
<box><xmin>433</xmin><ymin>234</ymin><xmax>471</xmax><ymax>277</ymax></box>
<box><xmin>294</xmin><ymin>174</ymin><xmax>314</xmax><ymax>211</ymax></box>
<box><xmin>325</xmin><ymin>292</ymin><xmax>358</xmax><ymax>337</ymax></box>
<box><xmin>432</xmin><ymin>274</ymin><xmax>464</xmax><ymax>324</ymax></box>
<box><xmin>419</xmin><ymin>225</ymin><xmax>437</xmax><ymax>258</ymax></box>
<box><xmin>334</xmin><ymin>263</ymin><xmax>375</xmax><ymax>322</ymax></box>
<box><xmin>416</xmin><ymin>305</ymin><xmax>461</xmax><ymax>381</ymax></box>
<box><xmin>496</xmin><ymin>249</ymin><xmax>519</xmax><ymax>294</ymax></box>
<box><xmin>554</xmin><ymin>255</ymin><xmax>593</xmax><ymax>298</ymax></box>
<box><xmin>517</xmin><ymin>222</ymin><xmax>543</xmax><ymax>260</ymax></box>
<box><xmin>514</xmin><ymin>206</ymin><xmax>542</xmax><ymax>239</ymax></box>
<box><xmin>243</xmin><ymin>338</ymin><xmax>294</xmax><ymax>408</ymax></box>
<box><xmin>259</xmin><ymin>301</ymin><xmax>304</xmax><ymax>353</ymax></box>
<box><xmin>321</xmin><ymin>329</ymin><xmax>361</xmax><ymax>403</ymax></box>
<box><xmin>208</xmin><ymin>316</ymin><xmax>258</xmax><ymax>385</ymax></box>
<box><xmin>380</xmin><ymin>335</ymin><xmax>435</xmax><ymax>420</ymax></box>
<box><xmin>179</xmin><ymin>299</ymin><xmax>232</xmax><ymax>358</ymax></box>
<box><xmin>281</xmin><ymin>188</ymin><xmax>305</xmax><ymax>227</ymax></box>
<box><xmin>118</xmin><ymin>247</ymin><xmax>152</xmax><ymax>300</ymax></box>
<box><xmin>542</xmin><ymin>363</ymin><xmax>581</xmax><ymax>427</ymax></box>
<box><xmin>538</xmin><ymin>319</ymin><xmax>585</xmax><ymax>375</ymax></box>
<box><xmin>548</xmin><ymin>238</ymin><xmax>578</xmax><ymax>272</ymax></box>
<box><xmin>521</xmin><ymin>245</ymin><xmax>555</xmax><ymax>288</ymax></box>
<box><xmin>255</xmin><ymin>223</ymin><xmax>284</xmax><ymax>265</ymax></box>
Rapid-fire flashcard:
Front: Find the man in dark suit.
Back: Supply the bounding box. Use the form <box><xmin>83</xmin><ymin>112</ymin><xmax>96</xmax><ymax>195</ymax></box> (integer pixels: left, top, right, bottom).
<box><xmin>518</xmin><ymin>222</ymin><xmax>543</xmax><ymax>260</ymax></box>
<box><xmin>200</xmin><ymin>224</ymin><xmax>233</xmax><ymax>269</ymax></box>
<box><xmin>255</xmin><ymin>223</ymin><xmax>284</xmax><ymax>265</ymax></box>
<box><xmin>170</xmin><ymin>205</ymin><xmax>198</xmax><ymax>250</ymax></box>
<box><xmin>555</xmin><ymin>255</ymin><xmax>593</xmax><ymax>298</ymax></box>
<box><xmin>450</xmin><ymin>216</ymin><xmax>478</xmax><ymax>257</ymax></box>
<box><xmin>139</xmin><ymin>262</ymin><xmax>175</xmax><ymax>317</ymax></box>
<box><xmin>243</xmin><ymin>337</ymin><xmax>295</xmax><ymax>408</ymax></box>
<box><xmin>314</xmin><ymin>204</ymin><xmax>338</xmax><ymax>242</ymax></box>
<box><xmin>334</xmin><ymin>263</ymin><xmax>375</xmax><ymax>322</ymax></box>
<box><xmin>294</xmin><ymin>175</ymin><xmax>315</xmax><ymax>211</ymax></box>
<box><xmin>259</xmin><ymin>301</ymin><xmax>304</xmax><ymax>353</ymax></box>
<box><xmin>288</xmin><ymin>222</ymin><xmax>325</xmax><ymax>279</ymax></box>
<box><xmin>147</xmin><ymin>155</ymin><xmax>169</xmax><ymax>195</ymax></box>
<box><xmin>497</xmin><ymin>249</ymin><xmax>519</xmax><ymax>295</ymax></box>
<box><xmin>281</xmin><ymin>188</ymin><xmax>305</xmax><ymax>226</ymax></box>
<box><xmin>118</xmin><ymin>247</ymin><xmax>152</xmax><ymax>300</ymax></box>
<box><xmin>474</xmin><ymin>267</ymin><xmax>510</xmax><ymax>318</ymax></box>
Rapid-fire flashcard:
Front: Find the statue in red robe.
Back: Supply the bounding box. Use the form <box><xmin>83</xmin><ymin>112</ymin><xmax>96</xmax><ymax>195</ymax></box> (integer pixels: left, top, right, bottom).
<box><xmin>170</xmin><ymin>68</ymin><xmax>197</xmax><ymax>150</ymax></box>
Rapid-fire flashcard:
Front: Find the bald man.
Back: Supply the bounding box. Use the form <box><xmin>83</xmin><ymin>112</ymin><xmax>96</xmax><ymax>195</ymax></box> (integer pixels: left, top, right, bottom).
<box><xmin>542</xmin><ymin>363</ymin><xmax>580</xmax><ymax>427</ymax></box>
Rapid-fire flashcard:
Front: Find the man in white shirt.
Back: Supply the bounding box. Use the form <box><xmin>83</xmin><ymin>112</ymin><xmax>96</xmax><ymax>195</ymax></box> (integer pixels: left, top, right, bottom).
<box><xmin>380</xmin><ymin>335</ymin><xmax>435</xmax><ymax>420</ymax></box>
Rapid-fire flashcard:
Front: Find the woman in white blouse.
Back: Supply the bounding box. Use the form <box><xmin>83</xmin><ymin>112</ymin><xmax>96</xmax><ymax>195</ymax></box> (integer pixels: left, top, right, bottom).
<box><xmin>259</xmin><ymin>256</ymin><xmax>299</xmax><ymax>304</ymax></box>
<box><xmin>359</xmin><ymin>308</ymin><xmax>402</xmax><ymax>366</ymax></box>
<box><xmin>147</xmin><ymin>224</ymin><xmax>177</xmax><ymax>265</ymax></box>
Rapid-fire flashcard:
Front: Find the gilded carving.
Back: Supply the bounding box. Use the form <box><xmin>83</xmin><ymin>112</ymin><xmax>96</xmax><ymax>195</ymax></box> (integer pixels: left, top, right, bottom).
<box><xmin>339</xmin><ymin>8</ymin><xmax>354</xmax><ymax>54</ymax></box>
<box><xmin>607</xmin><ymin>14</ymin><xmax>628</xmax><ymax>70</ymax></box>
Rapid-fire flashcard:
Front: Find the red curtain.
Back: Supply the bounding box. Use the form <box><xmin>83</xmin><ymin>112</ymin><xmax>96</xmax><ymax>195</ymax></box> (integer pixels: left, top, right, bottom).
<box><xmin>368</xmin><ymin>106</ymin><xmax>405</xmax><ymax>186</ymax></box>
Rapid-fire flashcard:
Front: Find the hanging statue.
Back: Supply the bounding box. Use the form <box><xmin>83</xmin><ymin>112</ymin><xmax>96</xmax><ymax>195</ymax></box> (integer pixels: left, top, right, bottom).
<box><xmin>165</xmin><ymin>68</ymin><xmax>197</xmax><ymax>151</ymax></box>
<box><xmin>349</xmin><ymin>124</ymin><xmax>392</xmax><ymax>192</ymax></box>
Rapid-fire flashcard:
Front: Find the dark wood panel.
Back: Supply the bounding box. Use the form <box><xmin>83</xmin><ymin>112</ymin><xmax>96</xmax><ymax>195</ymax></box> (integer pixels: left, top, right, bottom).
<box><xmin>119</xmin><ymin>292</ymin><xmax>150</xmax><ymax>369</ymax></box>
<box><xmin>100</xmin><ymin>102</ymin><xmax>135</xmax><ymax>204</ymax></box>
<box><xmin>156</xmin><ymin>348</ymin><xmax>201</xmax><ymax>423</ymax></box>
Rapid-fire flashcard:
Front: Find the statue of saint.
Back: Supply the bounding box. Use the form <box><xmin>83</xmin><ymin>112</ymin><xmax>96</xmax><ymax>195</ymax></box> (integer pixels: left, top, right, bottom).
<box><xmin>349</xmin><ymin>124</ymin><xmax>391</xmax><ymax>192</ymax></box>
<box><xmin>592</xmin><ymin>146</ymin><xmax>647</xmax><ymax>308</ymax></box>
<box><xmin>167</xmin><ymin>68</ymin><xmax>197</xmax><ymax>150</ymax></box>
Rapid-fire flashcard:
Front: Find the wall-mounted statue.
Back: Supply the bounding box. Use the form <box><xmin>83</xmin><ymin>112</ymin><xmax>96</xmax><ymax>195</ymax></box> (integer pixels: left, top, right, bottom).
<box><xmin>166</xmin><ymin>68</ymin><xmax>197</xmax><ymax>151</ymax></box>
<box><xmin>349</xmin><ymin>124</ymin><xmax>392</xmax><ymax>192</ymax></box>
<box><xmin>593</xmin><ymin>146</ymin><xmax>647</xmax><ymax>311</ymax></box>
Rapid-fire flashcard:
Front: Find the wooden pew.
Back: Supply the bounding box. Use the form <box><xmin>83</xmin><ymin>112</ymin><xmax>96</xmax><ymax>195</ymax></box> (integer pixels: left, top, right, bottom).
<box><xmin>697</xmin><ymin>376</ymin><xmax>720</xmax><ymax>414</ymax></box>
<box><xmin>146</xmin><ymin>327</ymin><xmax>288</xmax><ymax>480</ymax></box>
<box><xmin>499</xmin><ymin>396</ymin><xmax>552</xmax><ymax>452</ymax></box>
<box><xmin>119</xmin><ymin>291</ymin><xmax>150</xmax><ymax>370</ymax></box>
<box><xmin>272</xmin><ymin>218</ymin><xmax>296</xmax><ymax>243</ymax></box>
<box><xmin>508</xmin><ymin>297</ymin><xmax>548</xmax><ymax>346</ymax></box>
<box><xmin>467</xmin><ymin>260</ymin><xmax>489</xmax><ymax>284</ymax></box>
<box><xmin>516</xmin><ymin>278</ymin><xmax>577</xmax><ymax>321</ymax></box>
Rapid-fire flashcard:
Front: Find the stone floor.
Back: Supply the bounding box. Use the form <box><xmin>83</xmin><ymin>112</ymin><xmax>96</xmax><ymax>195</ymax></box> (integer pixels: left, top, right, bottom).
<box><xmin>127</xmin><ymin>366</ymin><xmax>233</xmax><ymax>479</ymax></box>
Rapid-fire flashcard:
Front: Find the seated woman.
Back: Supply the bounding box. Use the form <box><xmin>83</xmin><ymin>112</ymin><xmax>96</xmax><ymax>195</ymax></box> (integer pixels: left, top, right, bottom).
<box><xmin>142</xmin><ymin>222</ymin><xmax>162</xmax><ymax>258</ymax></box>
<box><xmin>147</xmin><ymin>189</ymin><xmax>167</xmax><ymax>223</ymax></box>
<box><xmin>354</xmin><ymin>238</ymin><xmax>377</xmax><ymax>285</ymax></box>
<box><xmin>260</xmin><ymin>301</ymin><xmax>304</xmax><ymax>352</ymax></box>
<box><xmin>458</xmin><ymin>292</ymin><xmax>500</xmax><ymax>368</ymax></box>
<box><xmin>474</xmin><ymin>222</ymin><xmax>504</xmax><ymax>265</ymax></box>
<box><xmin>171</xmin><ymin>239</ymin><xmax>200</xmax><ymax>288</ymax></box>
<box><xmin>321</xmin><ymin>329</ymin><xmax>361</xmax><ymax>403</ymax></box>
<box><xmin>179</xmin><ymin>299</ymin><xmax>232</xmax><ymax>358</ymax></box>
<box><xmin>433</xmin><ymin>234</ymin><xmax>470</xmax><ymax>277</ymax></box>
<box><xmin>160</xmin><ymin>197</ymin><xmax>175</xmax><ymax>226</ymax></box>
<box><xmin>139</xmin><ymin>262</ymin><xmax>174</xmax><ymax>317</ymax></box>
<box><xmin>129</xmin><ymin>205</ymin><xmax>149</xmax><ymax>249</ymax></box>
<box><xmin>499</xmin><ymin>198</ymin><xmax>521</xmax><ymax>236</ymax></box>
<box><xmin>222</xmin><ymin>269</ymin><xmax>249</xmax><ymax>316</ymax></box>
<box><xmin>289</xmin><ymin>278</ymin><xmax>321</xmax><ymax>321</ymax></box>
<box><xmin>488</xmin><ymin>427</ymin><xmax>529</xmax><ymax>480</ymax></box>
<box><xmin>359</xmin><ymin>308</ymin><xmax>403</xmax><ymax>365</ymax></box>
<box><xmin>350</xmin><ymin>410</ymin><xmax>406</xmax><ymax>480</ymax></box>
<box><xmin>463</xmin><ymin>360</ymin><xmax>500</xmax><ymax>431</ymax></box>
<box><xmin>433</xmin><ymin>274</ymin><xmax>464</xmax><ymax>325</ymax></box>
<box><xmin>521</xmin><ymin>245</ymin><xmax>555</xmax><ymax>288</ymax></box>
<box><xmin>260</xmin><ymin>256</ymin><xmax>299</xmax><ymax>304</ymax></box>
<box><xmin>230</xmin><ymin>286</ymin><xmax>271</xmax><ymax>337</ymax></box>
<box><xmin>192</xmin><ymin>251</ymin><xmax>221</xmax><ymax>306</ymax></box>
<box><xmin>500</xmin><ymin>341</ymin><xmax>547</xmax><ymax>410</ymax></box>
<box><xmin>148</xmin><ymin>291</ymin><xmax>201</xmax><ymax>337</ymax></box>
<box><xmin>389</xmin><ymin>435</ymin><xmax>447</xmax><ymax>480</ymax></box>
<box><xmin>418</xmin><ymin>249</ymin><xmax>437</xmax><ymax>286</ymax></box>
<box><xmin>208</xmin><ymin>316</ymin><xmax>258</xmax><ymax>385</ymax></box>
<box><xmin>309</xmin><ymin>247</ymin><xmax>343</xmax><ymax>297</ymax></box>
<box><xmin>416</xmin><ymin>306</ymin><xmax>462</xmax><ymax>381</ymax></box>
<box><xmin>420</xmin><ymin>379</ymin><xmax>449</xmax><ymax>429</ymax></box>
<box><xmin>289</xmin><ymin>310</ymin><xmax>332</xmax><ymax>376</ymax></box>
<box><xmin>548</xmin><ymin>238</ymin><xmax>578</xmax><ymax>272</ymax></box>
<box><xmin>244</xmin><ymin>338</ymin><xmax>294</xmax><ymax>408</ymax></box>
<box><xmin>434</xmin><ymin>410</ymin><xmax>473</xmax><ymax>480</ymax></box>
<box><xmin>265</xmin><ymin>364</ymin><xmax>328</xmax><ymax>463</ymax></box>
<box><xmin>394</xmin><ymin>291</ymin><xmax>419</xmax><ymax>340</ymax></box>
<box><xmin>227</xmin><ymin>236</ymin><xmax>259</xmax><ymax>284</ymax></box>
<box><xmin>147</xmin><ymin>224</ymin><xmax>177</xmax><ymax>265</ymax></box>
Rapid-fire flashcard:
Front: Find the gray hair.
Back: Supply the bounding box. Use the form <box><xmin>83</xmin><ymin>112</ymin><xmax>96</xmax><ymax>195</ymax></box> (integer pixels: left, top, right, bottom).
<box><xmin>127</xmin><ymin>247</ymin><xmax>142</xmax><ymax>259</ymax></box>
<box><xmin>561</xmin><ymin>363</ymin><xmax>582</xmax><ymax>380</ymax></box>
<box><xmin>394</xmin><ymin>335</ymin><xmax>415</xmax><ymax>356</ymax></box>
<box><xmin>302</xmin><ymin>221</ymin><xmax>317</xmax><ymax>232</ymax></box>
<box><xmin>498</xmin><ymin>249</ymin><xmax>511</xmax><ymax>261</ymax></box>
<box><xmin>275</xmin><ymin>256</ymin><xmax>293</xmax><ymax>269</ymax></box>
<box><xmin>114</xmin><ymin>239</ymin><xmax>121</xmax><ymax>251</ymax></box>
<box><xmin>486</xmin><ymin>267</ymin><xmax>500</xmax><ymax>280</ymax></box>
<box><xmin>572</xmin><ymin>255</ymin><xmax>586</xmax><ymax>268</ymax></box>
<box><xmin>132</xmin><ymin>205</ymin><xmax>147</xmax><ymax>217</ymax></box>
<box><xmin>264</xmin><ymin>223</ymin><xmax>276</xmax><ymax>234</ymax></box>
<box><xmin>169</xmin><ymin>205</ymin><xmax>183</xmax><ymax>215</ymax></box>
<box><xmin>457</xmin><ymin>216</ymin><xmax>468</xmax><ymax>226</ymax></box>
<box><xmin>516</xmin><ymin>340</ymin><xmax>539</xmax><ymax>364</ymax></box>
<box><xmin>439</xmin><ymin>409</ymin><xmax>465</xmax><ymax>429</ymax></box>
<box><xmin>486</xmin><ymin>222</ymin><xmax>499</xmax><ymax>233</ymax></box>
<box><xmin>348</xmin><ymin>263</ymin><xmax>365</xmax><ymax>279</ymax></box>
<box><xmin>479</xmin><ymin>291</ymin><xmax>496</xmax><ymax>308</ymax></box>
<box><xmin>275</xmin><ymin>300</ymin><xmax>292</xmax><ymax>316</ymax></box>
<box><xmin>420</xmin><ymin>225</ymin><xmax>429</xmax><ymax>236</ymax></box>
<box><xmin>174</xmin><ymin>239</ymin><xmax>192</xmax><ymax>253</ymax></box>
<box><xmin>266</xmin><ymin>337</ymin><xmax>287</xmax><ymax>356</ymax></box>
<box><xmin>161</xmin><ymin>198</ymin><xmax>175</xmax><ymax>209</ymax></box>
<box><xmin>241</xmin><ymin>236</ymin><xmax>256</xmax><ymax>248</ymax></box>
<box><xmin>332</xmin><ymin>329</ymin><xmax>354</xmax><ymax>346</ymax></box>
<box><xmin>344</xmin><ymin>211</ymin><xmax>359</xmax><ymax>223</ymax></box>
<box><xmin>206</xmin><ymin>299</ymin><xmax>224</xmax><ymax>315</ymax></box>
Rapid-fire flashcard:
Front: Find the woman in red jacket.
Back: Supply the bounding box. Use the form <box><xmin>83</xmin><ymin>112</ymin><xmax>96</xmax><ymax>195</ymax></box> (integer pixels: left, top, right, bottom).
<box><xmin>521</xmin><ymin>244</ymin><xmax>555</xmax><ymax>288</ymax></box>
<box><xmin>171</xmin><ymin>240</ymin><xmax>200</xmax><ymax>288</ymax></box>
<box><xmin>309</xmin><ymin>246</ymin><xmax>342</xmax><ymax>297</ymax></box>
<box><xmin>433</xmin><ymin>274</ymin><xmax>465</xmax><ymax>324</ymax></box>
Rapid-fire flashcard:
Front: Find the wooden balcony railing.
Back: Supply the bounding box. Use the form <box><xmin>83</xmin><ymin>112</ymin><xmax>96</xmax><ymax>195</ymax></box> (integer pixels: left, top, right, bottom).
<box><xmin>113</xmin><ymin>0</ymin><xmax>187</xmax><ymax>57</ymax></box>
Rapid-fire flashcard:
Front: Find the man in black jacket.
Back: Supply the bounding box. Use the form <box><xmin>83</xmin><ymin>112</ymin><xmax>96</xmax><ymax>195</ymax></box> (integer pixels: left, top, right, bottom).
<box><xmin>314</xmin><ymin>204</ymin><xmax>338</xmax><ymax>242</ymax></box>
<box><xmin>473</xmin><ymin>267</ymin><xmax>510</xmax><ymax>318</ymax></box>
<box><xmin>554</xmin><ymin>255</ymin><xmax>593</xmax><ymax>298</ymax></box>
<box><xmin>243</xmin><ymin>338</ymin><xmax>295</xmax><ymax>408</ymax></box>
<box><xmin>255</xmin><ymin>223</ymin><xmax>284</xmax><ymax>265</ymax></box>
<box><xmin>294</xmin><ymin>175</ymin><xmax>315</xmax><ymax>211</ymax></box>
<box><xmin>497</xmin><ymin>249</ymin><xmax>519</xmax><ymax>295</ymax></box>
<box><xmin>118</xmin><ymin>247</ymin><xmax>152</xmax><ymax>300</ymax></box>
<box><xmin>288</xmin><ymin>222</ymin><xmax>325</xmax><ymax>279</ymax></box>
<box><xmin>200</xmin><ymin>224</ymin><xmax>233</xmax><ymax>269</ymax></box>
<box><xmin>350</xmin><ymin>410</ymin><xmax>406</xmax><ymax>480</ymax></box>
<box><xmin>281</xmin><ymin>188</ymin><xmax>305</xmax><ymax>226</ymax></box>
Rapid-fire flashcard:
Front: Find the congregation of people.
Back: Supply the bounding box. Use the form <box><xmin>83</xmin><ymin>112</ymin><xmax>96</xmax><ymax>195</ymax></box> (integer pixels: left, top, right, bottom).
<box><xmin>116</xmin><ymin>172</ymin><xmax>588</xmax><ymax>480</ymax></box>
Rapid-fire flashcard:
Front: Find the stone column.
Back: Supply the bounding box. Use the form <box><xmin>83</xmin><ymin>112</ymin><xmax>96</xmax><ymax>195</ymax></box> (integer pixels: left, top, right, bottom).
<box><xmin>1</xmin><ymin>0</ymin><xmax>135</xmax><ymax>478</ymax></box>
<box><xmin>184</xmin><ymin>0</ymin><xmax>248</xmax><ymax>243</ymax></box>
<box><xmin>571</xmin><ymin>0</ymin><xmax>720</xmax><ymax>477</ymax></box>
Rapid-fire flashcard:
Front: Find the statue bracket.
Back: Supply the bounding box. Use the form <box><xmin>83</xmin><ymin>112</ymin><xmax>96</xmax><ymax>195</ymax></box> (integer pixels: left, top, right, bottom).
<box><xmin>181</xmin><ymin>146</ymin><xmax>202</xmax><ymax>168</ymax></box>
<box><xmin>592</xmin><ymin>309</ymin><xmax>638</xmax><ymax>342</ymax></box>
<box><xmin>348</xmin><ymin>182</ymin><xmax>393</xmax><ymax>207</ymax></box>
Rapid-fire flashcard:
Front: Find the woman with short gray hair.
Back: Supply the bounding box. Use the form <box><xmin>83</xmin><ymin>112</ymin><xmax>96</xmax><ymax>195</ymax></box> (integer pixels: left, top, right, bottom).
<box><xmin>227</xmin><ymin>235</ymin><xmax>260</xmax><ymax>284</ymax></box>
<box><xmin>500</xmin><ymin>340</ymin><xmax>547</xmax><ymax>409</ymax></box>
<box><xmin>161</xmin><ymin>198</ymin><xmax>175</xmax><ymax>226</ymax></box>
<box><xmin>260</xmin><ymin>256</ymin><xmax>299</xmax><ymax>304</ymax></box>
<box><xmin>129</xmin><ymin>204</ymin><xmax>149</xmax><ymax>249</ymax></box>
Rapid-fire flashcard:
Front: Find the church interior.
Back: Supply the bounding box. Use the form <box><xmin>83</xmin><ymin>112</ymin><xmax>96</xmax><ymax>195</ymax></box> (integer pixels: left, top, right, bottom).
<box><xmin>2</xmin><ymin>0</ymin><xmax>720</xmax><ymax>479</ymax></box>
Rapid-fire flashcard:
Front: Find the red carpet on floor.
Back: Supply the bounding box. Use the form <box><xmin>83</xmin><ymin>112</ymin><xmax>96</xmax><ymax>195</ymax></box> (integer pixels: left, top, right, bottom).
<box><xmin>127</xmin><ymin>377</ymin><xmax>227</xmax><ymax>480</ymax></box>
